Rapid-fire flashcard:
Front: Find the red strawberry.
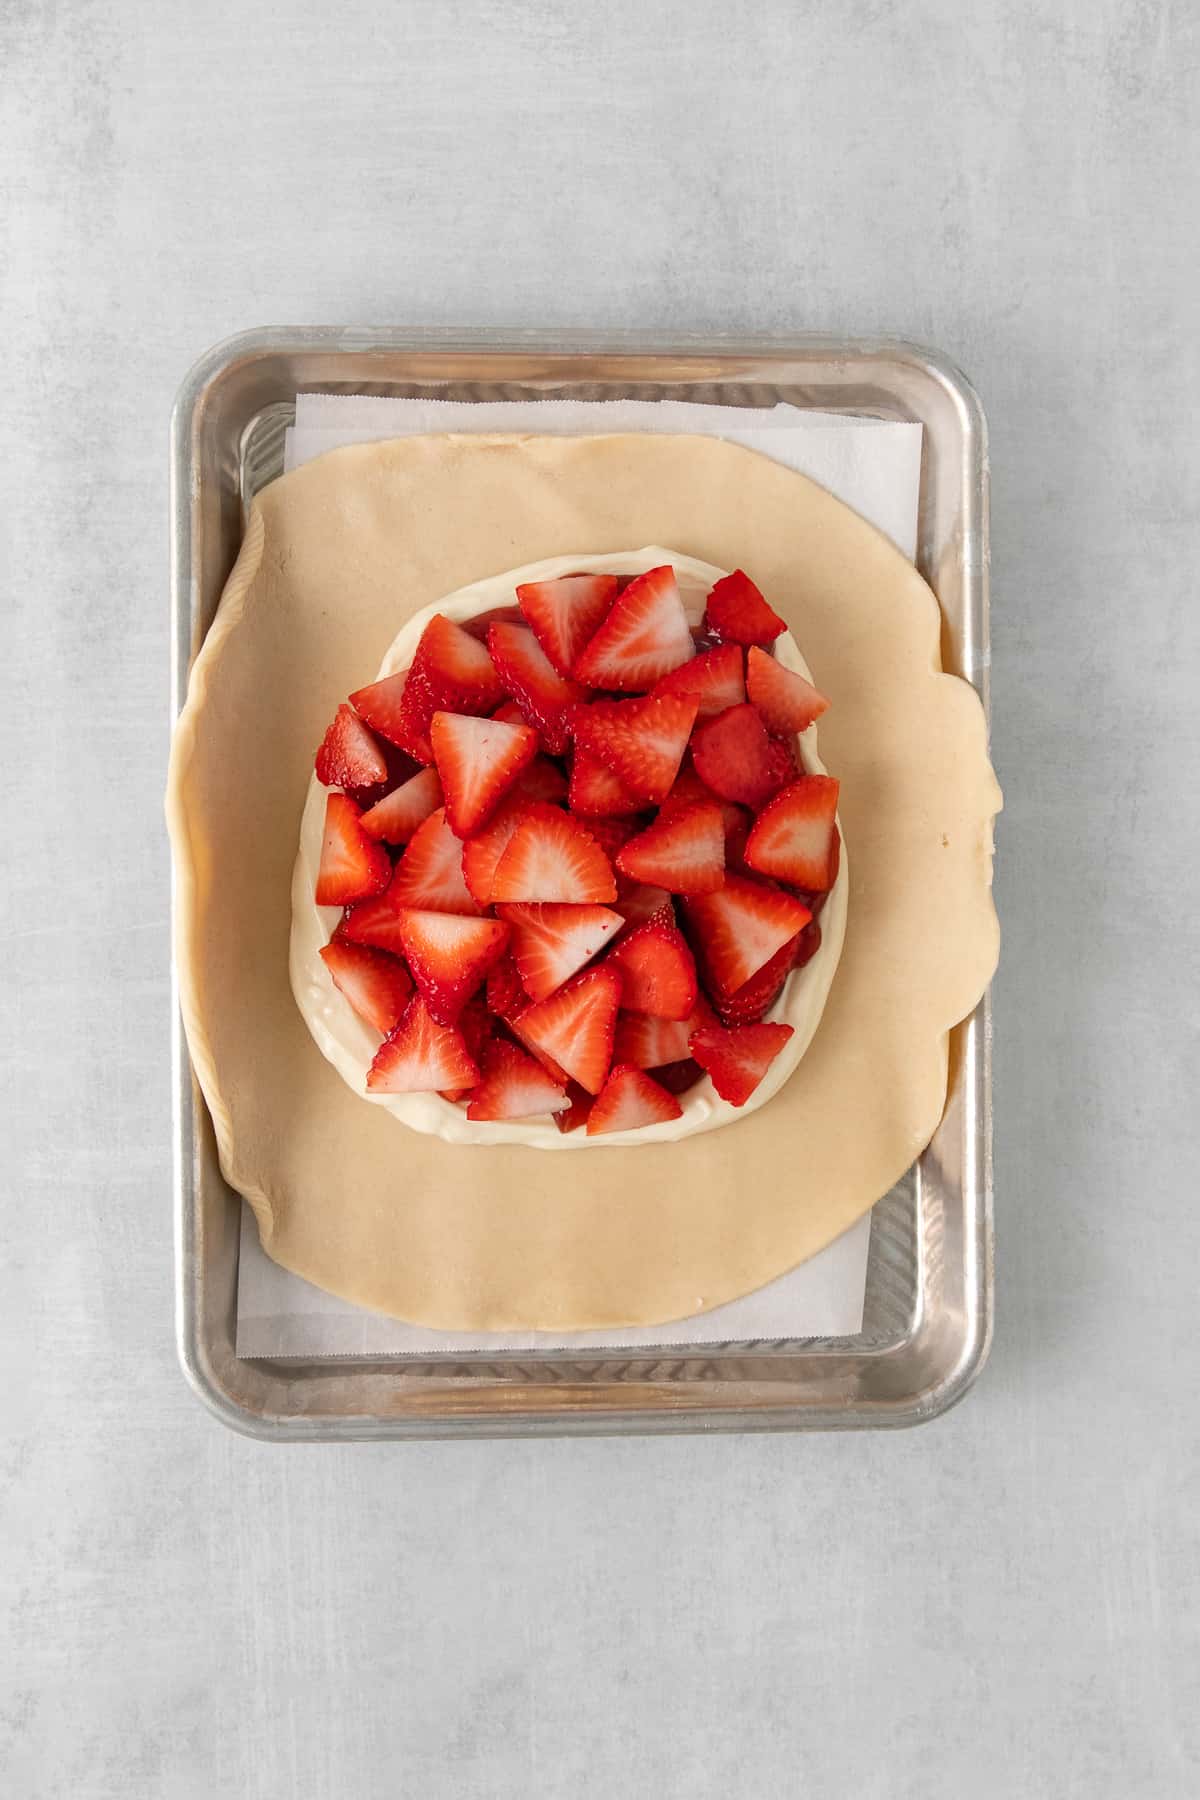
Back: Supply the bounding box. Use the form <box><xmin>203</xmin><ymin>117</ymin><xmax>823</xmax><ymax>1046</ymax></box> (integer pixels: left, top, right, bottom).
<box><xmin>710</xmin><ymin>928</ymin><xmax>803</xmax><ymax>1026</ymax></box>
<box><xmin>465</xmin><ymin>1040</ymin><xmax>569</xmax><ymax>1121</ymax></box>
<box><xmin>681</xmin><ymin>875</ymin><xmax>812</xmax><ymax>998</ymax></box>
<box><xmin>606</xmin><ymin>909</ymin><xmax>698</xmax><ymax>1020</ymax></box>
<box><xmin>314</xmin><ymin>703</ymin><xmax>388</xmax><ymax>789</ymax></box>
<box><xmin>582</xmin><ymin>814</ymin><xmax>642</xmax><ymax>861</ymax></box>
<box><xmin>763</xmin><ymin>734</ymin><xmax>801</xmax><ymax>797</ymax></box>
<box><xmin>568</xmin><ymin>746</ymin><xmax>644</xmax><ymax>818</ymax></box>
<box><xmin>318</xmin><ymin>939</ymin><xmax>412</xmax><ymax>1035</ymax></box>
<box><xmin>354</xmin><ymin>615</ymin><xmax>506</xmax><ymax>762</ymax></box>
<box><xmin>743</xmin><ymin>776</ymin><xmax>841</xmax><ymax>890</ymax></box>
<box><xmin>703</xmin><ymin>570</ymin><xmax>786</xmax><ymax>647</ymax></box>
<box><xmin>490</xmin><ymin>806</ymin><xmax>617</xmax><ymax>904</ymax></box>
<box><xmin>650</xmin><ymin>1057</ymin><xmax>706</xmax><ymax>1096</ymax></box>
<box><xmin>347</xmin><ymin>668</ymin><xmax>433</xmax><ymax>762</ymax></box>
<box><xmin>512</xmin><ymin>756</ymin><xmax>569</xmax><ymax>804</ymax></box>
<box><xmin>430</xmin><ymin>711</ymin><xmax>539</xmax><ymax>838</ymax></box>
<box><xmin>613</xmin><ymin>884</ymin><xmax>673</xmax><ymax>931</ymax></box>
<box><xmin>366</xmin><ymin>994</ymin><xmax>480</xmax><ymax>1094</ymax></box>
<box><xmin>746</xmin><ymin>645</ymin><xmax>829</xmax><ymax>734</ymax></box>
<box><xmin>657</xmin><ymin>765</ymin><xmax>749</xmax><ymax>845</ymax></box>
<box><xmin>651</xmin><ymin>642</ymin><xmax>745</xmax><ymax>720</ymax></box>
<box><xmin>392</xmin><ymin>909</ymin><xmax>510</xmax><ymax>1026</ymax></box>
<box><xmin>691</xmin><ymin>703</ymin><xmax>777</xmax><ymax>809</ymax></box>
<box><xmin>491</xmin><ymin>699</ymin><xmax>528</xmax><ymax>727</ymax></box>
<box><xmin>612</xmin><ymin>1000</ymin><xmax>713</xmax><ymax>1069</ymax></box>
<box><xmin>586</xmin><ymin>1065</ymin><xmax>683</xmax><ymax>1135</ymax></box>
<box><xmin>314</xmin><ymin>793</ymin><xmax>392</xmax><ymax>905</ymax></box>
<box><xmin>689</xmin><ymin>1020</ymin><xmax>795</xmax><ymax>1106</ymax></box>
<box><xmin>485</xmin><ymin>948</ymin><xmax>528</xmax><ymax>1023</ymax></box>
<box><xmin>616</xmin><ymin>803</ymin><xmax>726</xmax><ymax>896</ymax></box>
<box><xmin>572</xmin><ymin>694</ymin><xmax>699</xmax><ymax>805</ymax></box>
<box><xmin>359</xmin><ymin>767</ymin><xmax>443</xmax><ymax>843</ymax></box>
<box><xmin>572</xmin><ymin>565</ymin><xmax>694</xmax><ymax>689</ymax></box>
<box><xmin>511</xmin><ymin>964</ymin><xmax>622</xmax><ymax>1094</ymax></box>
<box><xmin>389</xmin><ymin>807</ymin><xmax>482</xmax><ymax>915</ymax></box>
<box><xmin>516</xmin><ymin>572</ymin><xmax>619</xmax><ymax>677</ymax></box>
<box><xmin>335</xmin><ymin>891</ymin><xmax>410</xmax><ymax>956</ymax></box>
<box><xmin>460</xmin><ymin>604</ymin><xmax>524</xmax><ymax>641</ymax></box>
<box><xmin>552</xmin><ymin>1081</ymin><xmax>594</xmax><ymax>1134</ymax></box>
<box><xmin>459</xmin><ymin>794</ymin><xmax>536</xmax><ymax>906</ymax></box>
<box><xmin>497</xmin><ymin>902</ymin><xmax>624</xmax><ymax>1002</ymax></box>
<box><xmin>487</xmin><ymin>620</ymin><xmax>585</xmax><ymax>755</ymax></box>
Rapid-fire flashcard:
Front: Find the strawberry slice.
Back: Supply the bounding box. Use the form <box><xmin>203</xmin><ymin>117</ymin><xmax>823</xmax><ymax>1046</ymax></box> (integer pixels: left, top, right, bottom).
<box><xmin>691</xmin><ymin>703</ymin><xmax>777</xmax><ymax>809</ymax></box>
<box><xmin>487</xmin><ymin>620</ymin><xmax>585</xmax><ymax>756</ymax></box>
<box><xmin>497</xmin><ymin>902</ymin><xmax>624</xmax><ymax>1002</ymax></box>
<box><xmin>314</xmin><ymin>793</ymin><xmax>392</xmax><ymax>905</ymax></box>
<box><xmin>389</xmin><ymin>807</ymin><xmax>482</xmax><ymax>914</ymax></box>
<box><xmin>689</xmin><ymin>1020</ymin><xmax>795</xmax><ymax>1106</ymax></box>
<box><xmin>314</xmin><ymin>703</ymin><xmax>388</xmax><ymax>789</ymax></box>
<box><xmin>703</xmin><ymin>570</ymin><xmax>786</xmax><ymax>647</ymax></box>
<box><xmin>353</xmin><ymin>615</ymin><xmax>506</xmax><ymax>763</ymax></box>
<box><xmin>552</xmin><ymin>1081</ymin><xmax>594</xmax><ymax>1134</ymax></box>
<box><xmin>711</xmin><ymin>927</ymin><xmax>803</xmax><ymax>1026</ymax></box>
<box><xmin>392</xmin><ymin>909</ymin><xmax>510</xmax><ymax>1026</ymax></box>
<box><xmin>586</xmin><ymin>1065</ymin><xmax>683</xmax><ymax>1135</ymax></box>
<box><xmin>607</xmin><ymin>908</ymin><xmax>698</xmax><ymax>1020</ymax></box>
<box><xmin>511</xmin><ymin>964</ymin><xmax>622</xmax><ymax>1094</ymax></box>
<box><xmin>572</xmin><ymin>694</ymin><xmax>699</xmax><ymax>805</ymax></box>
<box><xmin>743</xmin><ymin>776</ymin><xmax>841</xmax><ymax>890</ymax></box>
<box><xmin>616</xmin><ymin>802</ymin><xmax>726</xmax><ymax>896</ymax></box>
<box><xmin>318</xmin><ymin>939</ymin><xmax>413</xmax><ymax>1035</ymax></box>
<box><xmin>490</xmin><ymin>806</ymin><xmax>617</xmax><ymax>904</ymax></box>
<box><xmin>366</xmin><ymin>994</ymin><xmax>480</xmax><ymax>1095</ymax></box>
<box><xmin>465</xmin><ymin>1040</ymin><xmax>569</xmax><ymax>1121</ymax></box>
<box><xmin>347</xmin><ymin>668</ymin><xmax>433</xmax><ymax>761</ymax></box>
<box><xmin>335</xmin><ymin>891</ymin><xmax>410</xmax><ymax>956</ymax></box>
<box><xmin>485</xmin><ymin>948</ymin><xmax>528</xmax><ymax>1023</ymax></box>
<box><xmin>650</xmin><ymin>642</ymin><xmax>745</xmax><ymax>720</ymax></box>
<box><xmin>582</xmin><ymin>814</ymin><xmax>642</xmax><ymax>862</ymax></box>
<box><xmin>681</xmin><ymin>875</ymin><xmax>812</xmax><ymax>997</ymax></box>
<box><xmin>461</xmin><ymin>794</ymin><xmax>536</xmax><ymax>905</ymax></box>
<box><xmin>516</xmin><ymin>573</ymin><xmax>619</xmax><ymax>677</ymax></box>
<box><xmin>572</xmin><ymin>565</ymin><xmax>694</xmax><ymax>690</ymax></box>
<box><xmin>746</xmin><ymin>645</ymin><xmax>829</xmax><ymax>735</ymax></box>
<box><xmin>491</xmin><ymin>699</ymin><xmax>528</xmax><ymax>727</ymax></box>
<box><xmin>359</xmin><ymin>767</ymin><xmax>443</xmax><ymax>843</ymax></box>
<box><xmin>568</xmin><ymin>746</ymin><xmax>644</xmax><ymax>818</ymax></box>
<box><xmin>612</xmin><ymin>1000</ymin><xmax>714</xmax><ymax>1070</ymax></box>
<box><xmin>430</xmin><ymin>710</ymin><xmax>539</xmax><ymax>838</ymax></box>
<box><xmin>512</xmin><ymin>756</ymin><xmax>569</xmax><ymax>804</ymax></box>
<box><xmin>613</xmin><ymin>884</ymin><xmax>673</xmax><ymax>931</ymax></box>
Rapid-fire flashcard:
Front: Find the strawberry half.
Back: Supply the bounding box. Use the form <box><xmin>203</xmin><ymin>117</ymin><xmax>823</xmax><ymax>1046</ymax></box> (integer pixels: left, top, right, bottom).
<box><xmin>487</xmin><ymin>620</ymin><xmax>585</xmax><ymax>756</ymax></box>
<box><xmin>511</xmin><ymin>964</ymin><xmax>622</xmax><ymax>1094</ymax></box>
<box><xmin>572</xmin><ymin>565</ymin><xmax>694</xmax><ymax>690</ymax></box>
<box><xmin>314</xmin><ymin>793</ymin><xmax>392</xmax><ymax>905</ymax></box>
<box><xmin>572</xmin><ymin>694</ymin><xmax>699</xmax><ymax>806</ymax></box>
<box><xmin>585</xmin><ymin>1065</ymin><xmax>683</xmax><ymax>1135</ymax></box>
<box><xmin>389</xmin><ymin>807</ymin><xmax>482</xmax><ymax>914</ymax></box>
<box><xmin>606</xmin><ymin>908</ymin><xmax>698</xmax><ymax>1020</ymax></box>
<box><xmin>681</xmin><ymin>875</ymin><xmax>812</xmax><ymax>997</ymax></box>
<box><xmin>703</xmin><ymin>570</ymin><xmax>786</xmax><ymax>647</ymax></box>
<box><xmin>689</xmin><ymin>1020</ymin><xmax>795</xmax><ymax>1106</ymax></box>
<box><xmin>490</xmin><ymin>806</ymin><xmax>617</xmax><ymax>904</ymax></box>
<box><xmin>516</xmin><ymin>573</ymin><xmax>619</xmax><ymax>677</ymax></box>
<box><xmin>497</xmin><ymin>902</ymin><xmax>624</xmax><ymax>1002</ymax></box>
<box><xmin>319</xmin><ymin>939</ymin><xmax>413</xmax><ymax>1036</ymax></box>
<box><xmin>568</xmin><ymin>747</ymin><xmax>644</xmax><ymax>818</ymax></box>
<box><xmin>314</xmin><ymin>704</ymin><xmax>388</xmax><ymax>789</ymax></box>
<box><xmin>691</xmin><ymin>703</ymin><xmax>778</xmax><ymax>809</ymax></box>
<box><xmin>612</xmin><ymin>1000</ymin><xmax>713</xmax><ymax>1070</ymax></box>
<box><xmin>366</xmin><ymin>994</ymin><xmax>480</xmax><ymax>1095</ymax></box>
<box><xmin>465</xmin><ymin>1039</ymin><xmax>569</xmax><ymax>1121</ymax></box>
<box><xmin>354</xmin><ymin>615</ymin><xmax>506</xmax><ymax>763</ymax></box>
<box><xmin>616</xmin><ymin>803</ymin><xmax>726</xmax><ymax>896</ymax></box>
<box><xmin>743</xmin><ymin>776</ymin><xmax>841</xmax><ymax>890</ymax></box>
<box><xmin>430</xmin><ymin>710</ymin><xmax>539</xmax><ymax>838</ymax></box>
<box><xmin>651</xmin><ymin>642</ymin><xmax>745</xmax><ymax>720</ymax></box>
<box><xmin>392</xmin><ymin>909</ymin><xmax>511</xmax><ymax>1026</ymax></box>
<box><xmin>746</xmin><ymin>645</ymin><xmax>829</xmax><ymax>735</ymax></box>
<box><xmin>359</xmin><ymin>767</ymin><xmax>443</xmax><ymax>843</ymax></box>
<box><xmin>347</xmin><ymin>669</ymin><xmax>433</xmax><ymax>762</ymax></box>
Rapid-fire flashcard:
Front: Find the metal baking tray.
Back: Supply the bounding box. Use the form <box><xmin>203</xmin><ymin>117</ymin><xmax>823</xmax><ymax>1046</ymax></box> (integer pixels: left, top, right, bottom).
<box><xmin>171</xmin><ymin>328</ymin><xmax>993</xmax><ymax>1438</ymax></box>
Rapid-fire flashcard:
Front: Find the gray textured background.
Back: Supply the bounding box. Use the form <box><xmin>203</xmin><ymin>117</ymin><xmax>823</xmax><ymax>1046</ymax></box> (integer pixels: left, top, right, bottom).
<box><xmin>3</xmin><ymin>2</ymin><xmax>1198</xmax><ymax>1796</ymax></box>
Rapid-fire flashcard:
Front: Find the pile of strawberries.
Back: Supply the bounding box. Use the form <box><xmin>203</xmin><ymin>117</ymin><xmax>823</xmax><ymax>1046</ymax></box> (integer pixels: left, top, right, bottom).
<box><xmin>311</xmin><ymin>565</ymin><xmax>840</xmax><ymax>1135</ymax></box>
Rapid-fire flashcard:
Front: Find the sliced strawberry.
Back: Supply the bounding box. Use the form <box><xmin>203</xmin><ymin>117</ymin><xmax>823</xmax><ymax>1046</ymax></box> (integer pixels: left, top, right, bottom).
<box><xmin>616</xmin><ymin>803</ymin><xmax>726</xmax><ymax>896</ymax></box>
<box><xmin>606</xmin><ymin>908</ymin><xmax>698</xmax><ymax>1020</ymax></box>
<box><xmin>497</xmin><ymin>902</ymin><xmax>624</xmax><ymax>1003</ymax></box>
<box><xmin>552</xmin><ymin>1081</ymin><xmax>594</xmax><ymax>1134</ymax></box>
<box><xmin>650</xmin><ymin>642</ymin><xmax>745</xmax><ymax>720</ymax></box>
<box><xmin>465</xmin><ymin>1039</ymin><xmax>569</xmax><ymax>1121</ymax></box>
<box><xmin>314</xmin><ymin>793</ymin><xmax>392</xmax><ymax>905</ymax></box>
<box><xmin>763</xmin><ymin>734</ymin><xmax>801</xmax><ymax>797</ymax></box>
<box><xmin>612</xmin><ymin>998</ymin><xmax>713</xmax><ymax>1070</ymax></box>
<box><xmin>568</xmin><ymin>746</ymin><xmax>644</xmax><ymax>818</ymax></box>
<box><xmin>490</xmin><ymin>806</ymin><xmax>617</xmax><ymax>904</ymax></box>
<box><xmin>691</xmin><ymin>703</ymin><xmax>778</xmax><ymax>809</ymax></box>
<box><xmin>613</xmin><ymin>884</ymin><xmax>674</xmax><ymax>931</ymax></box>
<box><xmin>392</xmin><ymin>909</ymin><xmax>510</xmax><ymax>1026</ymax></box>
<box><xmin>516</xmin><ymin>573</ymin><xmax>619</xmax><ymax>677</ymax></box>
<box><xmin>459</xmin><ymin>604</ymin><xmax>524</xmax><ymax>641</ymax></box>
<box><xmin>389</xmin><ymin>807</ymin><xmax>482</xmax><ymax>914</ymax></box>
<box><xmin>681</xmin><ymin>875</ymin><xmax>812</xmax><ymax>998</ymax></box>
<box><xmin>314</xmin><ymin>703</ymin><xmax>388</xmax><ymax>789</ymax></box>
<box><xmin>582</xmin><ymin>814</ymin><xmax>642</xmax><ymax>861</ymax></box>
<box><xmin>512</xmin><ymin>756</ymin><xmax>569</xmax><ymax>804</ymax></box>
<box><xmin>335</xmin><ymin>890</ymin><xmax>410</xmax><ymax>955</ymax></box>
<box><xmin>572</xmin><ymin>694</ymin><xmax>699</xmax><ymax>805</ymax></box>
<box><xmin>703</xmin><ymin>570</ymin><xmax>786</xmax><ymax>647</ymax></box>
<box><xmin>458</xmin><ymin>795</ymin><xmax>534</xmax><ymax>906</ymax></box>
<box><xmin>412</xmin><ymin>612</ymin><xmax>507</xmax><ymax>712</ymax></box>
<box><xmin>746</xmin><ymin>645</ymin><xmax>829</xmax><ymax>734</ymax></box>
<box><xmin>319</xmin><ymin>939</ymin><xmax>412</xmax><ymax>1035</ymax></box>
<box><xmin>359</xmin><ymin>767</ymin><xmax>443</xmax><ymax>843</ymax></box>
<box><xmin>491</xmin><ymin>699</ymin><xmax>528</xmax><ymax>727</ymax></box>
<box><xmin>485</xmin><ymin>948</ymin><xmax>528</xmax><ymax>1023</ymax></box>
<box><xmin>487</xmin><ymin>620</ymin><xmax>585</xmax><ymax>756</ymax></box>
<box><xmin>366</xmin><ymin>994</ymin><xmax>480</xmax><ymax>1095</ymax></box>
<box><xmin>657</xmin><ymin>764</ymin><xmax>749</xmax><ymax>845</ymax></box>
<box><xmin>650</xmin><ymin>1057</ymin><xmax>706</xmax><ymax>1096</ymax></box>
<box><xmin>347</xmin><ymin>668</ymin><xmax>433</xmax><ymax>762</ymax></box>
<box><xmin>710</xmin><ymin>928</ymin><xmax>801</xmax><ymax>1026</ymax></box>
<box><xmin>511</xmin><ymin>964</ymin><xmax>622</xmax><ymax>1094</ymax></box>
<box><xmin>430</xmin><ymin>710</ymin><xmax>539</xmax><ymax>838</ymax></box>
<box><xmin>689</xmin><ymin>1020</ymin><xmax>795</xmax><ymax>1106</ymax></box>
<box><xmin>586</xmin><ymin>1065</ymin><xmax>683</xmax><ymax>1135</ymax></box>
<box><xmin>743</xmin><ymin>776</ymin><xmax>841</xmax><ymax>890</ymax></box>
<box><xmin>572</xmin><ymin>565</ymin><xmax>694</xmax><ymax>690</ymax></box>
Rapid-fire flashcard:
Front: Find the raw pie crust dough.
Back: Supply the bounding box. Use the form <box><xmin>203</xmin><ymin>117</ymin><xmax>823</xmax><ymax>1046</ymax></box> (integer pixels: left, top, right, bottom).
<box><xmin>166</xmin><ymin>434</ymin><xmax>1001</xmax><ymax>1330</ymax></box>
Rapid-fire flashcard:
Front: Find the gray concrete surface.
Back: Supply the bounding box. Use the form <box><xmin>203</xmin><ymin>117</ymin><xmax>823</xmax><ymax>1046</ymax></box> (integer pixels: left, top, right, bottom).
<box><xmin>2</xmin><ymin>2</ymin><xmax>1198</xmax><ymax>1795</ymax></box>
